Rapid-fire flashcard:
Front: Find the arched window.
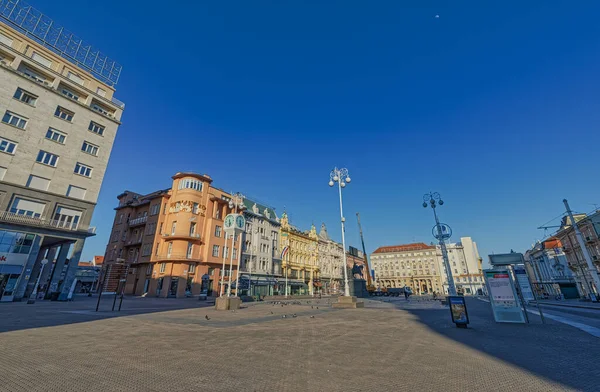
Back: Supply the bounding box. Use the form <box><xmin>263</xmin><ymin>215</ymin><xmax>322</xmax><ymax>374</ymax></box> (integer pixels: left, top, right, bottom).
<box><xmin>178</xmin><ymin>178</ymin><xmax>203</xmax><ymax>191</ymax></box>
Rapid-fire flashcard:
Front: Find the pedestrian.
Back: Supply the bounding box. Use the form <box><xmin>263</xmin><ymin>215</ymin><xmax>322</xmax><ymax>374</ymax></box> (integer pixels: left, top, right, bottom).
<box><xmin>404</xmin><ymin>288</ymin><xmax>409</xmax><ymax>300</ymax></box>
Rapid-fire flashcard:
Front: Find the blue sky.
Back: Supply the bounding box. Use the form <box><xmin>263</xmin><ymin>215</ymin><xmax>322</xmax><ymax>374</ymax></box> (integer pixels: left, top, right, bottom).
<box><xmin>44</xmin><ymin>1</ymin><xmax>600</xmax><ymax>263</ymax></box>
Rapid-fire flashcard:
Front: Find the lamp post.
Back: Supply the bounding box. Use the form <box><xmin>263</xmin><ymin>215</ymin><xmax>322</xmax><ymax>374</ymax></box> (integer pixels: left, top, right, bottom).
<box><xmin>423</xmin><ymin>192</ymin><xmax>456</xmax><ymax>296</ymax></box>
<box><xmin>228</xmin><ymin>193</ymin><xmax>245</xmax><ymax>297</ymax></box>
<box><xmin>329</xmin><ymin>167</ymin><xmax>351</xmax><ymax>297</ymax></box>
<box><xmin>27</xmin><ymin>258</ymin><xmax>48</xmax><ymax>304</ymax></box>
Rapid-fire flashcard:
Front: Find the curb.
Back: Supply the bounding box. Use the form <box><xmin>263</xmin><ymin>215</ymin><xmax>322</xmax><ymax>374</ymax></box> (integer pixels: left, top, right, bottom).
<box><xmin>532</xmin><ymin>302</ymin><xmax>600</xmax><ymax>311</ymax></box>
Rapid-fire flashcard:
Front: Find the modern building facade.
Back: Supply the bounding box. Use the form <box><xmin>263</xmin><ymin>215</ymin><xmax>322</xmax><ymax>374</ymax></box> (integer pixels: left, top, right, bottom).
<box><xmin>316</xmin><ymin>223</ymin><xmax>344</xmax><ymax>294</ymax></box>
<box><xmin>553</xmin><ymin>212</ymin><xmax>600</xmax><ymax>298</ymax></box>
<box><xmin>0</xmin><ymin>7</ymin><xmax>124</xmax><ymax>301</ymax></box>
<box><xmin>524</xmin><ymin>238</ymin><xmax>579</xmax><ymax>299</ymax></box>
<box><xmin>239</xmin><ymin>198</ymin><xmax>282</xmax><ymax>296</ymax></box>
<box><xmin>103</xmin><ymin>173</ymin><xmax>242</xmax><ymax>298</ymax></box>
<box><xmin>280</xmin><ymin>213</ymin><xmax>319</xmax><ymax>295</ymax></box>
<box><xmin>371</xmin><ymin>237</ymin><xmax>484</xmax><ymax>295</ymax></box>
<box><xmin>442</xmin><ymin>237</ymin><xmax>485</xmax><ymax>295</ymax></box>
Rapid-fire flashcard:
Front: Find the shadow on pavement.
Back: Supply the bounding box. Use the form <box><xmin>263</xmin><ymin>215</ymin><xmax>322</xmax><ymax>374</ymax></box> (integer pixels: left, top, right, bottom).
<box><xmin>382</xmin><ymin>296</ymin><xmax>600</xmax><ymax>391</ymax></box>
<box><xmin>0</xmin><ymin>294</ymin><xmax>214</xmax><ymax>334</ymax></box>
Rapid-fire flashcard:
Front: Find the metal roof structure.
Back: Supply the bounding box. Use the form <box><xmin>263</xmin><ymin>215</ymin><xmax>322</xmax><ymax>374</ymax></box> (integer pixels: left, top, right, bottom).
<box><xmin>0</xmin><ymin>0</ymin><xmax>122</xmax><ymax>86</ymax></box>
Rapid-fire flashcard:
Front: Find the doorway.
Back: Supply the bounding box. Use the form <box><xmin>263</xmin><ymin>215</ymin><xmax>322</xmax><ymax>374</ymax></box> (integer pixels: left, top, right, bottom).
<box><xmin>168</xmin><ymin>277</ymin><xmax>179</xmax><ymax>297</ymax></box>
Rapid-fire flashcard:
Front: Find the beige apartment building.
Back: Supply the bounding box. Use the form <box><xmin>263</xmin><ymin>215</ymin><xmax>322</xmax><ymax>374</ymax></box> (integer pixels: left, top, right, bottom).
<box><xmin>104</xmin><ymin>173</ymin><xmax>241</xmax><ymax>298</ymax></box>
<box><xmin>0</xmin><ymin>4</ymin><xmax>124</xmax><ymax>301</ymax></box>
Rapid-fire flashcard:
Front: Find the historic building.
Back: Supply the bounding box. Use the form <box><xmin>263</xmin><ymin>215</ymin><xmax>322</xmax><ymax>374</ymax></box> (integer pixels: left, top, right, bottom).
<box><xmin>316</xmin><ymin>223</ymin><xmax>344</xmax><ymax>294</ymax></box>
<box><xmin>280</xmin><ymin>213</ymin><xmax>319</xmax><ymax>295</ymax></box>
<box><xmin>524</xmin><ymin>237</ymin><xmax>578</xmax><ymax>299</ymax></box>
<box><xmin>239</xmin><ymin>198</ymin><xmax>282</xmax><ymax>296</ymax></box>
<box><xmin>0</xmin><ymin>5</ymin><xmax>124</xmax><ymax>301</ymax></box>
<box><xmin>371</xmin><ymin>237</ymin><xmax>484</xmax><ymax>295</ymax></box>
<box><xmin>371</xmin><ymin>243</ymin><xmax>443</xmax><ymax>294</ymax></box>
<box><xmin>553</xmin><ymin>212</ymin><xmax>600</xmax><ymax>298</ymax></box>
<box><xmin>103</xmin><ymin>172</ymin><xmax>241</xmax><ymax>298</ymax></box>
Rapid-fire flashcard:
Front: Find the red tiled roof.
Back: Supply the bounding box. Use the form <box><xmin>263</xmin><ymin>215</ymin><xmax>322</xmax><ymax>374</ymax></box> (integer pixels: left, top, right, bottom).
<box><xmin>373</xmin><ymin>242</ymin><xmax>434</xmax><ymax>254</ymax></box>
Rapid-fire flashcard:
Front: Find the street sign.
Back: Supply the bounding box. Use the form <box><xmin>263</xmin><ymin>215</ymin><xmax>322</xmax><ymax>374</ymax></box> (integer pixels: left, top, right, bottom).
<box><xmin>484</xmin><ymin>268</ymin><xmax>526</xmax><ymax>323</ymax></box>
<box><xmin>489</xmin><ymin>253</ymin><xmax>524</xmax><ymax>266</ymax></box>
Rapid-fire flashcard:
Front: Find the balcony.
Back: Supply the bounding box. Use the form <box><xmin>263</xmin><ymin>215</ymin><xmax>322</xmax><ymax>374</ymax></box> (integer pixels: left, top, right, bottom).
<box><xmin>0</xmin><ymin>211</ymin><xmax>95</xmax><ymax>234</ymax></box>
<box><xmin>124</xmin><ymin>238</ymin><xmax>143</xmax><ymax>247</ymax></box>
<box><xmin>155</xmin><ymin>253</ymin><xmax>203</xmax><ymax>262</ymax></box>
<box><xmin>128</xmin><ymin>216</ymin><xmax>147</xmax><ymax>227</ymax></box>
<box><xmin>586</xmin><ymin>236</ymin><xmax>595</xmax><ymax>243</ymax></box>
<box><xmin>162</xmin><ymin>232</ymin><xmax>202</xmax><ymax>242</ymax></box>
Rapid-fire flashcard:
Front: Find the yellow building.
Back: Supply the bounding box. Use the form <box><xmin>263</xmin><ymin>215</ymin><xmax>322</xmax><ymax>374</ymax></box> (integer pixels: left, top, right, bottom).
<box><xmin>280</xmin><ymin>213</ymin><xmax>319</xmax><ymax>295</ymax></box>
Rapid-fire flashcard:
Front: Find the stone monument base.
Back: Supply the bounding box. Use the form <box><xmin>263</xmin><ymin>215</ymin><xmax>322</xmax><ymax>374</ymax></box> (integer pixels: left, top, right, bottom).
<box><xmin>215</xmin><ymin>296</ymin><xmax>241</xmax><ymax>311</ymax></box>
<box><xmin>332</xmin><ymin>295</ymin><xmax>364</xmax><ymax>309</ymax></box>
<box><xmin>349</xmin><ymin>279</ymin><xmax>370</xmax><ymax>298</ymax></box>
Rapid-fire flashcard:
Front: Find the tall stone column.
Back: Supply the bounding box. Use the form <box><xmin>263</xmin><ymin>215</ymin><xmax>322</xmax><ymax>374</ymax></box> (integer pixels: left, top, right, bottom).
<box><xmin>46</xmin><ymin>242</ymin><xmax>72</xmax><ymax>297</ymax></box>
<box><xmin>58</xmin><ymin>239</ymin><xmax>84</xmax><ymax>301</ymax></box>
<box><xmin>37</xmin><ymin>246</ymin><xmax>58</xmax><ymax>297</ymax></box>
<box><xmin>14</xmin><ymin>235</ymin><xmax>44</xmax><ymax>300</ymax></box>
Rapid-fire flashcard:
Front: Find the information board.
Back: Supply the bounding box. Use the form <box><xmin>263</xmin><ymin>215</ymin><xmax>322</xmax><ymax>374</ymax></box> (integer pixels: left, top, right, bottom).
<box><xmin>484</xmin><ymin>268</ymin><xmax>526</xmax><ymax>324</ymax></box>
<box><xmin>513</xmin><ymin>266</ymin><xmax>535</xmax><ymax>302</ymax></box>
<box><xmin>448</xmin><ymin>296</ymin><xmax>469</xmax><ymax>326</ymax></box>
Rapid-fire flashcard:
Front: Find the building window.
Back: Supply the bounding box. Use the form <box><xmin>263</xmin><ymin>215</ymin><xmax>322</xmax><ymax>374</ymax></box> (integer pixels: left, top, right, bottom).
<box><xmin>215</xmin><ymin>225</ymin><xmax>222</xmax><ymax>237</ymax></box>
<box><xmin>212</xmin><ymin>245</ymin><xmax>220</xmax><ymax>257</ymax></box>
<box><xmin>160</xmin><ymin>262</ymin><xmax>166</xmax><ymax>273</ymax></box>
<box><xmin>13</xmin><ymin>88</ymin><xmax>37</xmax><ymax>105</ymax></box>
<box><xmin>9</xmin><ymin>197</ymin><xmax>45</xmax><ymax>218</ymax></box>
<box><xmin>150</xmin><ymin>204</ymin><xmax>160</xmax><ymax>215</ymax></box>
<box><xmin>0</xmin><ymin>32</ymin><xmax>14</xmax><ymax>46</ymax></box>
<box><xmin>167</xmin><ymin>243</ymin><xmax>172</xmax><ymax>257</ymax></box>
<box><xmin>66</xmin><ymin>71</ymin><xmax>84</xmax><ymax>85</ymax></box>
<box><xmin>192</xmin><ymin>202</ymin><xmax>199</xmax><ymax>214</ymax></box>
<box><xmin>178</xmin><ymin>178</ymin><xmax>203</xmax><ymax>191</ymax></box>
<box><xmin>55</xmin><ymin>106</ymin><xmax>74</xmax><ymax>122</ymax></box>
<box><xmin>155</xmin><ymin>243</ymin><xmax>160</xmax><ymax>256</ymax></box>
<box><xmin>190</xmin><ymin>222</ymin><xmax>196</xmax><ymax>235</ymax></box>
<box><xmin>189</xmin><ymin>264</ymin><xmax>196</xmax><ymax>274</ymax></box>
<box><xmin>31</xmin><ymin>52</ymin><xmax>51</xmax><ymax>67</ymax></box>
<box><xmin>81</xmin><ymin>141</ymin><xmax>99</xmax><ymax>156</ymax></box>
<box><xmin>2</xmin><ymin>111</ymin><xmax>27</xmax><ymax>129</ymax></box>
<box><xmin>171</xmin><ymin>221</ymin><xmax>176</xmax><ymax>235</ymax></box>
<box><xmin>53</xmin><ymin>206</ymin><xmax>82</xmax><ymax>230</ymax></box>
<box><xmin>66</xmin><ymin>185</ymin><xmax>86</xmax><ymax>199</ymax></box>
<box><xmin>0</xmin><ymin>166</ymin><xmax>6</xmax><ymax>181</ymax></box>
<box><xmin>96</xmin><ymin>87</ymin><xmax>106</xmax><ymax>97</ymax></box>
<box><xmin>215</xmin><ymin>207</ymin><xmax>221</xmax><ymax>220</ymax></box>
<box><xmin>36</xmin><ymin>150</ymin><xmax>59</xmax><ymax>167</ymax></box>
<box><xmin>61</xmin><ymin>87</ymin><xmax>79</xmax><ymax>101</ymax></box>
<box><xmin>21</xmin><ymin>67</ymin><xmax>47</xmax><ymax>84</ymax></box>
<box><xmin>187</xmin><ymin>242</ymin><xmax>193</xmax><ymax>258</ymax></box>
<box><xmin>45</xmin><ymin>128</ymin><xmax>66</xmax><ymax>144</ymax></box>
<box><xmin>74</xmin><ymin>162</ymin><xmax>92</xmax><ymax>177</ymax></box>
<box><xmin>88</xmin><ymin>121</ymin><xmax>105</xmax><ymax>136</ymax></box>
<box><xmin>0</xmin><ymin>138</ymin><xmax>17</xmax><ymax>154</ymax></box>
<box><xmin>91</xmin><ymin>103</ymin><xmax>110</xmax><ymax>116</ymax></box>
<box><xmin>26</xmin><ymin>175</ymin><xmax>50</xmax><ymax>191</ymax></box>
<box><xmin>159</xmin><ymin>223</ymin><xmax>163</xmax><ymax>234</ymax></box>
<box><xmin>0</xmin><ymin>230</ymin><xmax>36</xmax><ymax>254</ymax></box>
<box><xmin>163</xmin><ymin>204</ymin><xmax>167</xmax><ymax>214</ymax></box>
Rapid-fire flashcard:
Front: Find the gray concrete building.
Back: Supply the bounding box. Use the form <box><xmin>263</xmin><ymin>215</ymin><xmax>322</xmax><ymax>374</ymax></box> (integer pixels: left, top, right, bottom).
<box><xmin>0</xmin><ymin>4</ymin><xmax>124</xmax><ymax>301</ymax></box>
<box><xmin>316</xmin><ymin>223</ymin><xmax>344</xmax><ymax>294</ymax></box>
<box><xmin>240</xmin><ymin>199</ymin><xmax>281</xmax><ymax>296</ymax></box>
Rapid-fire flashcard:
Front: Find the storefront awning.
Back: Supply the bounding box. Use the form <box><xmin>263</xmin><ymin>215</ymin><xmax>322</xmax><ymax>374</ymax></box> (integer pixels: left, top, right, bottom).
<box><xmin>0</xmin><ymin>264</ymin><xmax>23</xmax><ymax>275</ymax></box>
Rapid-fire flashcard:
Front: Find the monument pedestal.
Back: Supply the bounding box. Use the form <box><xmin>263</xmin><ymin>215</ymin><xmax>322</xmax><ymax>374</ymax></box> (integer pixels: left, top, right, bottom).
<box><xmin>349</xmin><ymin>279</ymin><xmax>369</xmax><ymax>298</ymax></box>
<box><xmin>215</xmin><ymin>296</ymin><xmax>241</xmax><ymax>311</ymax></box>
<box><xmin>332</xmin><ymin>295</ymin><xmax>364</xmax><ymax>309</ymax></box>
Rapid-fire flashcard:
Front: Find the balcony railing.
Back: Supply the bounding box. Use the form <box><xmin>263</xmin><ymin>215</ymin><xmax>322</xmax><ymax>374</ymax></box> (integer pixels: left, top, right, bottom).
<box><xmin>111</xmin><ymin>96</ymin><xmax>125</xmax><ymax>109</ymax></box>
<box><xmin>162</xmin><ymin>232</ymin><xmax>202</xmax><ymax>241</ymax></box>
<box><xmin>128</xmin><ymin>216</ymin><xmax>147</xmax><ymax>226</ymax></box>
<box><xmin>124</xmin><ymin>238</ymin><xmax>143</xmax><ymax>246</ymax></box>
<box><xmin>155</xmin><ymin>253</ymin><xmax>203</xmax><ymax>262</ymax></box>
<box><xmin>0</xmin><ymin>211</ymin><xmax>95</xmax><ymax>234</ymax></box>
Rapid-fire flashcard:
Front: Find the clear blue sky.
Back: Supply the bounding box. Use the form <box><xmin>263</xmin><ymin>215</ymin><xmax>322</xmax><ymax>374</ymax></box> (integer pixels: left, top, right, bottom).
<box><xmin>45</xmin><ymin>1</ymin><xmax>600</xmax><ymax>263</ymax></box>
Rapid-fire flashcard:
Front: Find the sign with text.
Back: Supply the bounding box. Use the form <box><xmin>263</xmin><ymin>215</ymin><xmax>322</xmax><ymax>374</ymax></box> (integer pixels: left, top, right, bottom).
<box><xmin>484</xmin><ymin>268</ymin><xmax>526</xmax><ymax>324</ymax></box>
<box><xmin>514</xmin><ymin>266</ymin><xmax>535</xmax><ymax>302</ymax></box>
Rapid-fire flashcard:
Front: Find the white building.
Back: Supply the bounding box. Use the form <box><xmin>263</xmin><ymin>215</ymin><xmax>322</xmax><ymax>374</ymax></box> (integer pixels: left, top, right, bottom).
<box><xmin>440</xmin><ymin>237</ymin><xmax>485</xmax><ymax>295</ymax></box>
<box><xmin>316</xmin><ymin>223</ymin><xmax>344</xmax><ymax>294</ymax></box>
<box><xmin>0</xmin><ymin>6</ymin><xmax>124</xmax><ymax>301</ymax></box>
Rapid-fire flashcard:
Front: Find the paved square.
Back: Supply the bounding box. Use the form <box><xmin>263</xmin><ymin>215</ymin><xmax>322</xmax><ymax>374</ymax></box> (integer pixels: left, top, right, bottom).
<box><xmin>1</xmin><ymin>297</ymin><xmax>599</xmax><ymax>391</ymax></box>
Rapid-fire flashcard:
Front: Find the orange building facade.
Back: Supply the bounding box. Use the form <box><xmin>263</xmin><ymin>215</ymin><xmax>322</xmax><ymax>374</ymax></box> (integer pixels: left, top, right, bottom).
<box><xmin>103</xmin><ymin>172</ymin><xmax>241</xmax><ymax>298</ymax></box>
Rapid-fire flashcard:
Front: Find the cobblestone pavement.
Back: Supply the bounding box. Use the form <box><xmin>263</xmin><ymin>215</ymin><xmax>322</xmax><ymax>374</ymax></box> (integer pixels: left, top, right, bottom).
<box><xmin>1</xmin><ymin>296</ymin><xmax>599</xmax><ymax>391</ymax></box>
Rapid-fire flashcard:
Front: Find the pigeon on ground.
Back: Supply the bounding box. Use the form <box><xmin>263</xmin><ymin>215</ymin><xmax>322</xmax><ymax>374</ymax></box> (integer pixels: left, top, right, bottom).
<box><xmin>205</xmin><ymin>315</ymin><xmax>210</xmax><ymax>320</ymax></box>
<box><xmin>310</xmin><ymin>316</ymin><xmax>315</xmax><ymax>318</ymax></box>
<box><xmin>292</xmin><ymin>314</ymin><xmax>297</xmax><ymax>318</ymax></box>
<box><xmin>270</xmin><ymin>311</ymin><xmax>273</xmax><ymax>314</ymax></box>
<box><xmin>311</xmin><ymin>306</ymin><xmax>314</xmax><ymax>309</ymax></box>
<box><xmin>282</xmin><ymin>315</ymin><xmax>287</xmax><ymax>318</ymax></box>
<box><xmin>316</xmin><ymin>307</ymin><xmax>319</xmax><ymax>309</ymax></box>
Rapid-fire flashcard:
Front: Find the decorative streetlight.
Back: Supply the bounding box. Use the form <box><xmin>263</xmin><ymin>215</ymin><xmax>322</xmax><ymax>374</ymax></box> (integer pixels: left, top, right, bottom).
<box><xmin>329</xmin><ymin>167</ymin><xmax>351</xmax><ymax>297</ymax></box>
<box><xmin>27</xmin><ymin>258</ymin><xmax>48</xmax><ymax>304</ymax></box>
<box><xmin>228</xmin><ymin>193</ymin><xmax>245</xmax><ymax>297</ymax></box>
<box><xmin>423</xmin><ymin>192</ymin><xmax>456</xmax><ymax>296</ymax></box>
